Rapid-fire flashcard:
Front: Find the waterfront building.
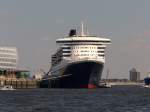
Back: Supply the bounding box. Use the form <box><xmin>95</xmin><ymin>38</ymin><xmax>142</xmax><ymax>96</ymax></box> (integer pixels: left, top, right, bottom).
<box><xmin>16</xmin><ymin>70</ymin><xmax>30</xmax><ymax>78</ymax></box>
<box><xmin>0</xmin><ymin>47</ymin><xmax>18</xmax><ymax>78</ymax></box>
<box><xmin>129</xmin><ymin>68</ymin><xmax>140</xmax><ymax>82</ymax></box>
<box><xmin>0</xmin><ymin>47</ymin><xmax>18</xmax><ymax>70</ymax></box>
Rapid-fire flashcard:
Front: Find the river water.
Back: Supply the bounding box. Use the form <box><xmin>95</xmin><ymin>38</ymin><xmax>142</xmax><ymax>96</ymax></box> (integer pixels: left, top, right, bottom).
<box><xmin>0</xmin><ymin>86</ymin><xmax>150</xmax><ymax>112</ymax></box>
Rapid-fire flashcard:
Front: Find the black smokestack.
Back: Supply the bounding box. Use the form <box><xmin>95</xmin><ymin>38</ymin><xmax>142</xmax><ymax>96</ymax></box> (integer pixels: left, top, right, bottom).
<box><xmin>69</xmin><ymin>29</ymin><xmax>76</xmax><ymax>36</ymax></box>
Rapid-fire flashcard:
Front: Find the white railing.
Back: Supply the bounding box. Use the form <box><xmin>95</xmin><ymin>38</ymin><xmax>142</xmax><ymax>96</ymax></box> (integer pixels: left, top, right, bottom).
<box><xmin>64</xmin><ymin>57</ymin><xmax>105</xmax><ymax>63</ymax></box>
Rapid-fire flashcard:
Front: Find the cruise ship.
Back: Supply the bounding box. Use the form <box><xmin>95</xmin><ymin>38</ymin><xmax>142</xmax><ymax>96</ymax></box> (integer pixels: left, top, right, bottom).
<box><xmin>40</xmin><ymin>23</ymin><xmax>111</xmax><ymax>88</ymax></box>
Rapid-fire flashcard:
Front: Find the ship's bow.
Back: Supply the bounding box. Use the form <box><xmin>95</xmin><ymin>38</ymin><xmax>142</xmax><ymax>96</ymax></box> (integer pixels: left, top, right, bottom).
<box><xmin>59</xmin><ymin>61</ymin><xmax>103</xmax><ymax>88</ymax></box>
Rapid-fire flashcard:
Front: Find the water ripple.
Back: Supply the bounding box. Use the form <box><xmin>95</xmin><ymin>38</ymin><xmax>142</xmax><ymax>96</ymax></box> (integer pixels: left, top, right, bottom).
<box><xmin>0</xmin><ymin>86</ymin><xmax>150</xmax><ymax>112</ymax></box>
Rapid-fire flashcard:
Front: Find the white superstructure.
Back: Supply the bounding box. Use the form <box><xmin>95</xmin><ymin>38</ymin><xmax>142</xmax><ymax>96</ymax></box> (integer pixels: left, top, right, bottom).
<box><xmin>0</xmin><ymin>47</ymin><xmax>18</xmax><ymax>70</ymax></box>
<box><xmin>56</xmin><ymin>36</ymin><xmax>111</xmax><ymax>63</ymax></box>
<box><xmin>51</xmin><ymin>23</ymin><xmax>111</xmax><ymax>72</ymax></box>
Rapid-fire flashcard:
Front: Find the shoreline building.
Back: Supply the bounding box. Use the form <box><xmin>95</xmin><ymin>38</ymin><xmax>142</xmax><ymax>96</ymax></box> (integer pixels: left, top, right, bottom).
<box><xmin>0</xmin><ymin>47</ymin><xmax>18</xmax><ymax>78</ymax></box>
<box><xmin>129</xmin><ymin>68</ymin><xmax>140</xmax><ymax>82</ymax></box>
<box><xmin>0</xmin><ymin>47</ymin><xmax>18</xmax><ymax>70</ymax></box>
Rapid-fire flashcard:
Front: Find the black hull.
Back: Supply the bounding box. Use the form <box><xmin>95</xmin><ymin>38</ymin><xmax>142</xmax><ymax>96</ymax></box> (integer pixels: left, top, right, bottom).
<box><xmin>144</xmin><ymin>77</ymin><xmax>150</xmax><ymax>85</ymax></box>
<box><xmin>40</xmin><ymin>61</ymin><xmax>103</xmax><ymax>88</ymax></box>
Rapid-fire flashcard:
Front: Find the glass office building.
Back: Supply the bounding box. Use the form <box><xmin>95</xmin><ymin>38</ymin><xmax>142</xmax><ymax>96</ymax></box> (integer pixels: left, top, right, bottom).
<box><xmin>0</xmin><ymin>47</ymin><xmax>18</xmax><ymax>70</ymax></box>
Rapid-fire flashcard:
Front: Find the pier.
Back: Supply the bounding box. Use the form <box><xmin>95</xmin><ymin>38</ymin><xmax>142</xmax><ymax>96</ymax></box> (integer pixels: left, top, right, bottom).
<box><xmin>0</xmin><ymin>78</ymin><xmax>39</xmax><ymax>89</ymax></box>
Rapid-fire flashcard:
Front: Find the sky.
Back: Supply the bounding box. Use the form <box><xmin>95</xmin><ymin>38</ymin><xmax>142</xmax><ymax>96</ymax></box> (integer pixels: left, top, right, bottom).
<box><xmin>0</xmin><ymin>0</ymin><xmax>150</xmax><ymax>79</ymax></box>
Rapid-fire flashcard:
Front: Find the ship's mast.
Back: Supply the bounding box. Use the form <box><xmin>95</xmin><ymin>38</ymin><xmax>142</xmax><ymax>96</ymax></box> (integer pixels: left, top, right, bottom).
<box><xmin>106</xmin><ymin>69</ymin><xmax>110</xmax><ymax>80</ymax></box>
<box><xmin>81</xmin><ymin>22</ymin><xmax>85</xmax><ymax>36</ymax></box>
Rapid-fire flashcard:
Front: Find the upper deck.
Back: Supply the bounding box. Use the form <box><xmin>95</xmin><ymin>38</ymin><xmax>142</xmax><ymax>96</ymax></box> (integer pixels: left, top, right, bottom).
<box><xmin>56</xmin><ymin>36</ymin><xmax>111</xmax><ymax>44</ymax></box>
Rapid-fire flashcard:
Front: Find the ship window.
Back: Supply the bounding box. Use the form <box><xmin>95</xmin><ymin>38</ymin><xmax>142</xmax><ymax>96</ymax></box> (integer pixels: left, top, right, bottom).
<box><xmin>63</xmin><ymin>54</ymin><xmax>70</xmax><ymax>57</ymax></box>
<box><xmin>63</xmin><ymin>51</ymin><xmax>71</xmax><ymax>53</ymax></box>
<box><xmin>81</xmin><ymin>50</ymin><xmax>88</xmax><ymax>52</ymax></box>
<box><xmin>97</xmin><ymin>47</ymin><xmax>105</xmax><ymax>49</ymax></box>
<box><xmin>98</xmin><ymin>54</ymin><xmax>105</xmax><ymax>57</ymax></box>
<box><xmin>98</xmin><ymin>51</ymin><xmax>105</xmax><ymax>53</ymax></box>
<box><xmin>62</xmin><ymin>47</ymin><xmax>71</xmax><ymax>49</ymax></box>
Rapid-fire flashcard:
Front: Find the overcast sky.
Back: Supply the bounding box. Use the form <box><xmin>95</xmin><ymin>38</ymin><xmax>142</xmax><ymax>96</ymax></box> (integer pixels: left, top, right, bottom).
<box><xmin>0</xmin><ymin>0</ymin><xmax>150</xmax><ymax>79</ymax></box>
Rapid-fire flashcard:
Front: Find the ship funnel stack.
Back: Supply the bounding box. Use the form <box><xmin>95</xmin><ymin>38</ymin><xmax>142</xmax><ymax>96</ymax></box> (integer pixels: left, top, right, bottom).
<box><xmin>69</xmin><ymin>29</ymin><xmax>76</xmax><ymax>37</ymax></box>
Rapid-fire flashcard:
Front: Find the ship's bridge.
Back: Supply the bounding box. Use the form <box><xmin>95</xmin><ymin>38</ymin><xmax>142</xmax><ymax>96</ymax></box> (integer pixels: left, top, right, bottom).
<box><xmin>54</xmin><ymin>24</ymin><xmax>111</xmax><ymax>64</ymax></box>
<box><xmin>56</xmin><ymin>37</ymin><xmax>111</xmax><ymax>45</ymax></box>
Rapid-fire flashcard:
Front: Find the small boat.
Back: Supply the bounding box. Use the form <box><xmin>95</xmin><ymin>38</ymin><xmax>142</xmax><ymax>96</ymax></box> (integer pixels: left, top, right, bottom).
<box><xmin>142</xmin><ymin>84</ymin><xmax>150</xmax><ymax>88</ymax></box>
<box><xmin>142</xmin><ymin>74</ymin><xmax>150</xmax><ymax>88</ymax></box>
<box><xmin>0</xmin><ymin>85</ymin><xmax>15</xmax><ymax>90</ymax></box>
<box><xmin>98</xmin><ymin>69</ymin><xmax>112</xmax><ymax>88</ymax></box>
<box><xmin>98</xmin><ymin>81</ymin><xmax>112</xmax><ymax>88</ymax></box>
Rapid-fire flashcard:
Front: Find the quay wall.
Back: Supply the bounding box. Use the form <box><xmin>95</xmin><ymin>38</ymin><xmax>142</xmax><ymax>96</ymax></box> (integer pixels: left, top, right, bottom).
<box><xmin>109</xmin><ymin>82</ymin><xmax>143</xmax><ymax>86</ymax></box>
<box><xmin>0</xmin><ymin>79</ymin><xmax>40</xmax><ymax>89</ymax></box>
